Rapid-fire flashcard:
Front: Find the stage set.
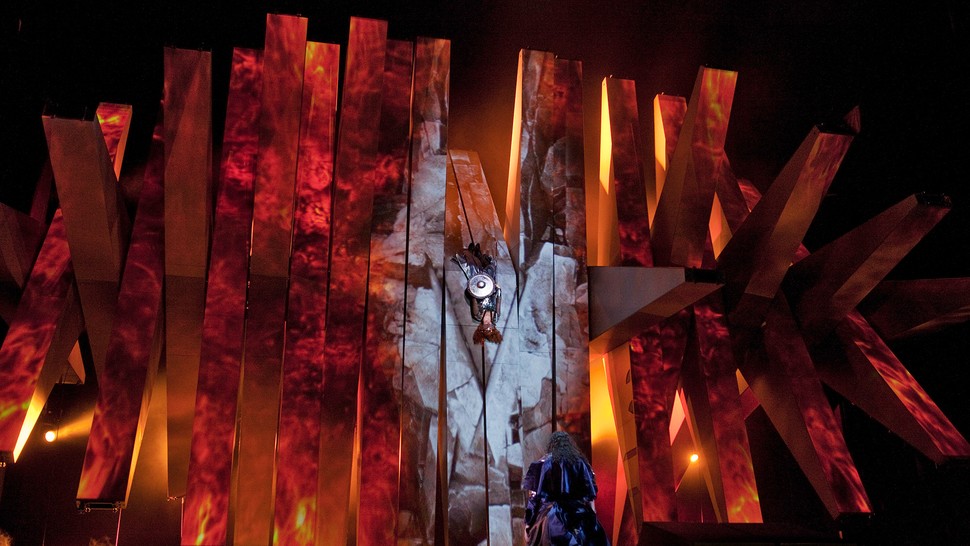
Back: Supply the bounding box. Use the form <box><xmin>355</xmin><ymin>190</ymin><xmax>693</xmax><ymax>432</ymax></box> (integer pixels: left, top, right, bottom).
<box><xmin>1</xmin><ymin>5</ymin><xmax>970</xmax><ymax>546</ymax></box>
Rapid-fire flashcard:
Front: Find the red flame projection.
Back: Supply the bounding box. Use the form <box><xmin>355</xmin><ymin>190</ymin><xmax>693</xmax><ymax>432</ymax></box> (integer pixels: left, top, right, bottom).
<box><xmin>181</xmin><ymin>47</ymin><xmax>261</xmax><ymax>546</ymax></box>
<box><xmin>272</xmin><ymin>40</ymin><xmax>339</xmax><ymax>546</ymax></box>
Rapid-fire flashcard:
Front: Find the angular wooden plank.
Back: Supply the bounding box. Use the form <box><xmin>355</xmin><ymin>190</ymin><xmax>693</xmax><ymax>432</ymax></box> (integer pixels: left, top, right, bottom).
<box><xmin>651</xmin><ymin>68</ymin><xmax>736</xmax><ymax>268</ymax></box>
<box><xmin>357</xmin><ymin>38</ymin><xmax>412</xmax><ymax>546</ymax></box>
<box><xmin>315</xmin><ymin>17</ymin><xmax>386</xmax><ymax>546</ymax></box>
<box><xmin>749</xmin><ymin>295</ymin><xmax>871</xmax><ymax>518</ymax></box>
<box><xmin>785</xmin><ymin>193</ymin><xmax>950</xmax><ymax>345</ymax></box>
<box><xmin>859</xmin><ymin>278</ymin><xmax>970</xmax><ymax>340</ymax></box>
<box><xmin>684</xmin><ymin>296</ymin><xmax>761</xmax><ymax>523</ymax></box>
<box><xmin>0</xmin><ymin>211</ymin><xmax>80</xmax><ymax>463</ymax></box>
<box><xmin>43</xmin><ymin>115</ymin><xmax>128</xmax><ymax>377</ymax></box>
<box><xmin>270</xmin><ymin>40</ymin><xmax>339</xmax><ymax>546</ymax></box>
<box><xmin>717</xmin><ymin>125</ymin><xmax>853</xmax><ymax>327</ymax></box>
<box><xmin>398</xmin><ymin>36</ymin><xmax>450</xmax><ymax>546</ymax></box>
<box><xmin>162</xmin><ymin>46</ymin><xmax>213</xmax><ymax>499</ymax></box>
<box><xmin>95</xmin><ymin>102</ymin><xmax>132</xmax><ymax>179</ymax></box>
<box><xmin>234</xmin><ymin>13</ymin><xmax>307</xmax><ymax>545</ymax></box>
<box><xmin>816</xmin><ymin>311</ymin><xmax>970</xmax><ymax>463</ymax></box>
<box><xmin>76</xmin><ymin>115</ymin><xmax>165</xmax><ymax>508</ymax></box>
<box><xmin>181</xmin><ymin>47</ymin><xmax>260</xmax><ymax>546</ymax></box>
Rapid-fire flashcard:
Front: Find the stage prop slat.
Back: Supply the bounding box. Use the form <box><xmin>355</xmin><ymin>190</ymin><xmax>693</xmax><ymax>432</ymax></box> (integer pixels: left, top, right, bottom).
<box><xmin>180</xmin><ymin>47</ymin><xmax>261</xmax><ymax>546</ymax></box>
<box><xmin>162</xmin><ymin>46</ymin><xmax>213</xmax><ymax>499</ymax></box>
<box><xmin>716</xmin><ymin>125</ymin><xmax>853</xmax><ymax>328</ymax></box>
<box><xmin>233</xmin><ymin>14</ymin><xmax>307</xmax><ymax>546</ymax></box>
<box><xmin>95</xmin><ymin>102</ymin><xmax>133</xmax><ymax>179</ymax></box>
<box><xmin>752</xmin><ymin>296</ymin><xmax>871</xmax><ymax>518</ymax></box>
<box><xmin>0</xmin><ymin>204</ymin><xmax>45</xmax><ymax>321</ymax></box>
<box><xmin>859</xmin><ymin>278</ymin><xmax>970</xmax><ymax>339</ymax></box>
<box><xmin>77</xmin><ymin>116</ymin><xmax>165</xmax><ymax>508</ymax></box>
<box><xmin>398</xmin><ymin>36</ymin><xmax>450</xmax><ymax>545</ymax></box>
<box><xmin>785</xmin><ymin>193</ymin><xmax>951</xmax><ymax>345</ymax></box>
<box><xmin>652</xmin><ymin>94</ymin><xmax>687</xmax><ymax>227</ymax></box>
<box><xmin>0</xmin><ymin>211</ymin><xmax>80</xmax><ymax>463</ymax></box>
<box><xmin>271</xmin><ymin>40</ymin><xmax>339</xmax><ymax>546</ymax></box>
<box><xmin>316</xmin><ymin>16</ymin><xmax>386</xmax><ymax>546</ymax></box>
<box><xmin>43</xmin><ymin>115</ymin><xmax>128</xmax><ymax>378</ymax></box>
<box><xmin>446</xmin><ymin>149</ymin><xmax>518</xmax><ymax>545</ymax></box>
<box><xmin>357</xmin><ymin>37</ymin><xmax>412</xmax><ymax>546</ymax></box>
<box><xmin>817</xmin><ymin>311</ymin><xmax>970</xmax><ymax>463</ymax></box>
<box><xmin>684</xmin><ymin>296</ymin><xmax>762</xmax><ymax>523</ymax></box>
<box><xmin>650</xmin><ymin>68</ymin><xmax>736</xmax><ymax>268</ymax></box>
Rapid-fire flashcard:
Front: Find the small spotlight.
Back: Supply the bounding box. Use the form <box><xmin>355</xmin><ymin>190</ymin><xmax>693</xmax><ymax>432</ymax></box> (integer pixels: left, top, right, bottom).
<box><xmin>44</xmin><ymin>429</ymin><xmax>57</xmax><ymax>443</ymax></box>
<box><xmin>689</xmin><ymin>453</ymin><xmax>699</xmax><ymax>463</ymax></box>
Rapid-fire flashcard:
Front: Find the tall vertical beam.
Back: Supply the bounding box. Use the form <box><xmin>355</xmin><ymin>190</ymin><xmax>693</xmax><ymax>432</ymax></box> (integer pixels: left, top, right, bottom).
<box><xmin>357</xmin><ymin>37</ymin><xmax>413</xmax><ymax>546</ymax></box>
<box><xmin>271</xmin><ymin>40</ymin><xmax>339</xmax><ymax>546</ymax></box>
<box><xmin>316</xmin><ymin>17</ymin><xmax>386</xmax><ymax>546</ymax></box>
<box><xmin>181</xmin><ymin>47</ymin><xmax>261</xmax><ymax>546</ymax></box>
<box><xmin>0</xmin><ymin>204</ymin><xmax>45</xmax><ymax>321</ymax></box>
<box><xmin>651</xmin><ymin>68</ymin><xmax>736</xmax><ymax>268</ymax></box>
<box><xmin>0</xmin><ymin>211</ymin><xmax>80</xmax><ymax>463</ymax></box>
<box><xmin>398</xmin><ymin>36</ymin><xmax>450</xmax><ymax>546</ymax></box>
<box><xmin>234</xmin><ymin>14</ymin><xmax>307</xmax><ymax>546</ymax></box>
<box><xmin>652</xmin><ymin>94</ymin><xmax>687</xmax><ymax>225</ymax></box>
<box><xmin>162</xmin><ymin>46</ymin><xmax>213</xmax><ymax>499</ymax></box>
<box><xmin>446</xmin><ymin>150</ymin><xmax>518</xmax><ymax>545</ymax></box>
<box><xmin>43</xmin><ymin>114</ymin><xmax>128</xmax><ymax>377</ymax></box>
<box><xmin>76</xmin><ymin>117</ymin><xmax>165</xmax><ymax>508</ymax></box>
<box><xmin>95</xmin><ymin>102</ymin><xmax>133</xmax><ymax>179</ymax></box>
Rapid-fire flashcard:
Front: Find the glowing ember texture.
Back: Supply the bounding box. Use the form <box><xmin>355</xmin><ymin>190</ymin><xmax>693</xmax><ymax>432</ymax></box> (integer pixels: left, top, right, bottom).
<box><xmin>94</xmin><ymin>102</ymin><xmax>132</xmax><ymax>179</ymax></box>
<box><xmin>271</xmin><ymin>40</ymin><xmax>339</xmax><ymax>546</ymax></box>
<box><xmin>77</xmin><ymin>115</ymin><xmax>165</xmax><ymax>507</ymax></box>
<box><xmin>317</xmin><ymin>16</ymin><xmax>387</xmax><ymax>546</ymax></box>
<box><xmin>181</xmin><ymin>47</ymin><xmax>261</xmax><ymax>546</ymax></box>
<box><xmin>234</xmin><ymin>13</ymin><xmax>308</xmax><ymax>546</ymax></box>
<box><xmin>357</xmin><ymin>38</ymin><xmax>413</xmax><ymax>546</ymax></box>
<box><xmin>0</xmin><ymin>211</ymin><xmax>78</xmax><ymax>463</ymax></box>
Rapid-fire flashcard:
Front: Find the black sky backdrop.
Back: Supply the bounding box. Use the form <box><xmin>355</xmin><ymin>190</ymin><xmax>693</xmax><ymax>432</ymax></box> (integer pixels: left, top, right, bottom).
<box><xmin>2</xmin><ymin>1</ymin><xmax>970</xmax><ymax>543</ymax></box>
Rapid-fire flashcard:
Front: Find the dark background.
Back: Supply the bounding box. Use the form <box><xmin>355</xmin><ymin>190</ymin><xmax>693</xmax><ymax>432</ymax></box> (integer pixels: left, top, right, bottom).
<box><xmin>2</xmin><ymin>1</ymin><xmax>969</xmax><ymax>544</ymax></box>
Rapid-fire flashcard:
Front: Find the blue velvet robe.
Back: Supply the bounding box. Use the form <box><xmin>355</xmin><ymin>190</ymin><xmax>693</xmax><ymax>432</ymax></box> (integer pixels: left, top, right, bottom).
<box><xmin>523</xmin><ymin>455</ymin><xmax>611</xmax><ymax>546</ymax></box>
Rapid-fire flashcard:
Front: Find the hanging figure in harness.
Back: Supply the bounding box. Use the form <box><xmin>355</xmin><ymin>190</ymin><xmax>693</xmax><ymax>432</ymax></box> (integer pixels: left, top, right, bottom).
<box><xmin>451</xmin><ymin>242</ymin><xmax>503</xmax><ymax>344</ymax></box>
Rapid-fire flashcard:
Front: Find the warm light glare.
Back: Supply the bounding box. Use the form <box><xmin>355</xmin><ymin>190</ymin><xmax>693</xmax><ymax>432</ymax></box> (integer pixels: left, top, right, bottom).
<box><xmin>44</xmin><ymin>429</ymin><xmax>57</xmax><ymax>443</ymax></box>
<box><xmin>689</xmin><ymin>453</ymin><xmax>699</xmax><ymax>464</ymax></box>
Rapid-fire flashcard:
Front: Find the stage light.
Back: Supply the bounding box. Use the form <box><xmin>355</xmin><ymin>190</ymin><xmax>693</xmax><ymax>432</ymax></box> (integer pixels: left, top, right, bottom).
<box><xmin>44</xmin><ymin>429</ymin><xmax>57</xmax><ymax>443</ymax></box>
<box><xmin>689</xmin><ymin>453</ymin><xmax>699</xmax><ymax>464</ymax></box>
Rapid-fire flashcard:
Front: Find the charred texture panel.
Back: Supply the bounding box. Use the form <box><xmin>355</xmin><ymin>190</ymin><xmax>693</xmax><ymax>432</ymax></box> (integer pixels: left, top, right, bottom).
<box><xmin>181</xmin><ymin>47</ymin><xmax>260</xmax><ymax>546</ymax></box>
<box><xmin>816</xmin><ymin>311</ymin><xmax>970</xmax><ymax>463</ymax></box>
<box><xmin>717</xmin><ymin>125</ymin><xmax>853</xmax><ymax>328</ymax></box>
<box><xmin>785</xmin><ymin>192</ymin><xmax>950</xmax><ymax>345</ymax></box>
<box><xmin>358</xmin><ymin>38</ymin><xmax>412</xmax><ymax>546</ymax></box>
<box><xmin>0</xmin><ymin>211</ymin><xmax>79</xmax><ymax>463</ymax></box>
<box><xmin>77</xmin><ymin>117</ymin><xmax>165</xmax><ymax>508</ymax></box>
<box><xmin>652</xmin><ymin>94</ymin><xmax>687</xmax><ymax>224</ymax></box>
<box><xmin>0</xmin><ymin>204</ymin><xmax>45</xmax><ymax>321</ymax></box>
<box><xmin>316</xmin><ymin>17</ymin><xmax>386</xmax><ymax>546</ymax></box>
<box><xmin>162</xmin><ymin>46</ymin><xmax>213</xmax><ymax>499</ymax></box>
<box><xmin>272</xmin><ymin>41</ymin><xmax>339</xmax><ymax>546</ymax></box>
<box><xmin>43</xmin><ymin>115</ymin><xmax>128</xmax><ymax>378</ymax></box>
<box><xmin>446</xmin><ymin>150</ymin><xmax>518</xmax><ymax>546</ymax></box>
<box><xmin>399</xmin><ymin>36</ymin><xmax>450</xmax><ymax>546</ymax></box>
<box><xmin>651</xmin><ymin>68</ymin><xmax>736</xmax><ymax>268</ymax></box>
<box><xmin>234</xmin><ymin>14</ymin><xmax>307</xmax><ymax>546</ymax></box>
<box><xmin>684</xmin><ymin>296</ymin><xmax>761</xmax><ymax>523</ymax></box>
<box><xmin>750</xmin><ymin>296</ymin><xmax>871</xmax><ymax>518</ymax></box>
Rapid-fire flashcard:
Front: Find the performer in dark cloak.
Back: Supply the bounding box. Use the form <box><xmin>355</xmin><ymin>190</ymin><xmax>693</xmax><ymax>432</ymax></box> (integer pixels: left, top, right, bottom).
<box><xmin>523</xmin><ymin>431</ymin><xmax>611</xmax><ymax>546</ymax></box>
